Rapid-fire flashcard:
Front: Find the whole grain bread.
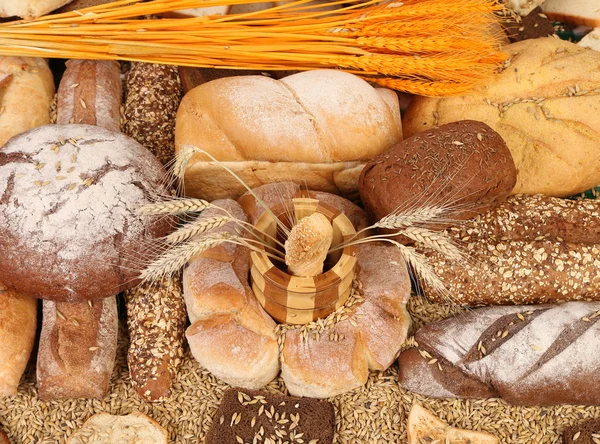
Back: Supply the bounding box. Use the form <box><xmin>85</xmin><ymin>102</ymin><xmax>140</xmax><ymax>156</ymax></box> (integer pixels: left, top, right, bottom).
<box><xmin>205</xmin><ymin>388</ymin><xmax>335</xmax><ymax>444</ymax></box>
<box><xmin>563</xmin><ymin>419</ymin><xmax>600</xmax><ymax>444</ymax></box>
<box><xmin>359</xmin><ymin>120</ymin><xmax>516</xmax><ymax>231</ymax></box>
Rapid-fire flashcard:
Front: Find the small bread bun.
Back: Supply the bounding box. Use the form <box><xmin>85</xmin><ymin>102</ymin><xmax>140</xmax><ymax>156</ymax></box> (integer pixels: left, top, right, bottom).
<box><xmin>285</xmin><ymin>212</ymin><xmax>333</xmax><ymax>277</ymax></box>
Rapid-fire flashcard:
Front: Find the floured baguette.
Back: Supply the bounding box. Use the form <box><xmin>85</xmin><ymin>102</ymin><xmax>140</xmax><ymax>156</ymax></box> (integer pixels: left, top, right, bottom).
<box><xmin>408</xmin><ymin>404</ymin><xmax>499</xmax><ymax>444</ymax></box>
<box><xmin>66</xmin><ymin>412</ymin><xmax>167</xmax><ymax>444</ymax></box>
<box><xmin>285</xmin><ymin>212</ymin><xmax>333</xmax><ymax>277</ymax></box>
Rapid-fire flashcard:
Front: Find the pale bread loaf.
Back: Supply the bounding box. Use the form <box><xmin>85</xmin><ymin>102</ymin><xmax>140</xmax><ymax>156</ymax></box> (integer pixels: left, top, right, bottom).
<box><xmin>0</xmin><ymin>57</ymin><xmax>54</xmax><ymax>147</ymax></box>
<box><xmin>408</xmin><ymin>404</ymin><xmax>499</xmax><ymax>444</ymax></box>
<box><xmin>285</xmin><ymin>212</ymin><xmax>333</xmax><ymax>277</ymax></box>
<box><xmin>175</xmin><ymin>70</ymin><xmax>402</xmax><ymax>200</ymax></box>
<box><xmin>66</xmin><ymin>411</ymin><xmax>167</xmax><ymax>443</ymax></box>
<box><xmin>0</xmin><ymin>0</ymin><xmax>73</xmax><ymax>18</ymax></box>
<box><xmin>502</xmin><ymin>0</ymin><xmax>546</xmax><ymax>15</ymax></box>
<box><xmin>37</xmin><ymin>298</ymin><xmax>118</xmax><ymax>400</ymax></box>
<box><xmin>403</xmin><ymin>38</ymin><xmax>600</xmax><ymax>197</ymax></box>
<box><xmin>541</xmin><ymin>0</ymin><xmax>600</xmax><ymax>27</ymax></box>
<box><xmin>0</xmin><ymin>283</ymin><xmax>37</xmax><ymax>397</ymax></box>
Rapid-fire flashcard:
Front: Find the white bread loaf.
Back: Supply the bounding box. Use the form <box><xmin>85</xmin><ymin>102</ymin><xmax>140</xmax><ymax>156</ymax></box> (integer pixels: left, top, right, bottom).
<box><xmin>0</xmin><ymin>57</ymin><xmax>54</xmax><ymax>147</ymax></box>
<box><xmin>403</xmin><ymin>38</ymin><xmax>600</xmax><ymax>198</ymax></box>
<box><xmin>541</xmin><ymin>0</ymin><xmax>600</xmax><ymax>27</ymax></box>
<box><xmin>66</xmin><ymin>411</ymin><xmax>168</xmax><ymax>444</ymax></box>
<box><xmin>0</xmin><ymin>283</ymin><xmax>37</xmax><ymax>397</ymax></box>
<box><xmin>184</xmin><ymin>199</ymin><xmax>280</xmax><ymax>389</ymax></box>
<box><xmin>580</xmin><ymin>28</ymin><xmax>600</xmax><ymax>51</ymax></box>
<box><xmin>175</xmin><ymin>70</ymin><xmax>402</xmax><ymax>200</ymax></box>
<box><xmin>0</xmin><ymin>0</ymin><xmax>73</xmax><ymax>18</ymax></box>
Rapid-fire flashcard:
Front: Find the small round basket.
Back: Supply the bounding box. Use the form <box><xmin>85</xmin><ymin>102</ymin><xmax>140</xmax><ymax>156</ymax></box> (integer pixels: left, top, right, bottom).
<box><xmin>250</xmin><ymin>197</ymin><xmax>357</xmax><ymax>325</ymax></box>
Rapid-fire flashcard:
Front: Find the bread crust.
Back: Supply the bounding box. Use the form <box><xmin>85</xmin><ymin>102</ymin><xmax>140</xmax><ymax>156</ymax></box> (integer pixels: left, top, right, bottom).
<box><xmin>0</xmin><ymin>284</ymin><xmax>37</xmax><ymax>397</ymax></box>
<box><xmin>0</xmin><ymin>0</ymin><xmax>73</xmax><ymax>18</ymax></box>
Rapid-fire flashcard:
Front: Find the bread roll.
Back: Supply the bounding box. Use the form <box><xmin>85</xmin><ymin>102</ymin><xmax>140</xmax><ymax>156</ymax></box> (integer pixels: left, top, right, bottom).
<box><xmin>359</xmin><ymin>120</ymin><xmax>517</xmax><ymax>232</ymax></box>
<box><xmin>403</xmin><ymin>38</ymin><xmax>600</xmax><ymax>198</ymax></box>
<box><xmin>0</xmin><ymin>0</ymin><xmax>73</xmax><ymax>18</ymax></box>
<box><xmin>183</xmin><ymin>200</ymin><xmax>280</xmax><ymax>389</ymax></box>
<box><xmin>56</xmin><ymin>60</ymin><xmax>122</xmax><ymax>132</ymax></box>
<box><xmin>66</xmin><ymin>411</ymin><xmax>168</xmax><ymax>443</ymax></box>
<box><xmin>580</xmin><ymin>28</ymin><xmax>600</xmax><ymax>51</ymax></box>
<box><xmin>37</xmin><ymin>298</ymin><xmax>118</xmax><ymax>400</ymax></box>
<box><xmin>0</xmin><ymin>283</ymin><xmax>37</xmax><ymax>397</ymax></box>
<box><xmin>0</xmin><ymin>57</ymin><xmax>54</xmax><ymax>147</ymax></box>
<box><xmin>175</xmin><ymin>70</ymin><xmax>402</xmax><ymax>200</ymax></box>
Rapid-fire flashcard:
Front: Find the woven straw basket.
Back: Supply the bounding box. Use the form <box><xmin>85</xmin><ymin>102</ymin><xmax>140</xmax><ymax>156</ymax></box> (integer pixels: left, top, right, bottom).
<box><xmin>250</xmin><ymin>198</ymin><xmax>358</xmax><ymax>325</ymax></box>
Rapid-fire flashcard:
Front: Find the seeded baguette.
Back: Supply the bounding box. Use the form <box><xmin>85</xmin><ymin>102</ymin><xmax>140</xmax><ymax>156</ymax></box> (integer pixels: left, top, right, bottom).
<box><xmin>56</xmin><ymin>60</ymin><xmax>122</xmax><ymax>132</ymax></box>
<box><xmin>125</xmin><ymin>276</ymin><xmax>186</xmax><ymax>402</ymax></box>
<box><xmin>37</xmin><ymin>298</ymin><xmax>118</xmax><ymax>400</ymax></box>
<box><xmin>398</xmin><ymin>301</ymin><xmax>600</xmax><ymax>406</ymax></box>
<box><xmin>420</xmin><ymin>194</ymin><xmax>600</xmax><ymax>305</ymax></box>
<box><xmin>123</xmin><ymin>63</ymin><xmax>183</xmax><ymax>166</ymax></box>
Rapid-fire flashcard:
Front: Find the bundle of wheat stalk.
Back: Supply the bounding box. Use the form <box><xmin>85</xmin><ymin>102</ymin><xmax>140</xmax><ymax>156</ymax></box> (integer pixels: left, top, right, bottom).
<box><xmin>139</xmin><ymin>146</ymin><xmax>462</xmax><ymax>303</ymax></box>
<box><xmin>0</xmin><ymin>0</ymin><xmax>506</xmax><ymax>95</ymax></box>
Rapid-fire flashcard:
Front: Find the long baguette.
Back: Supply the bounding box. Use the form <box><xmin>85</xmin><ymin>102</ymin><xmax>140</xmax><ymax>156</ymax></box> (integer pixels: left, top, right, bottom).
<box><xmin>398</xmin><ymin>301</ymin><xmax>600</xmax><ymax>406</ymax></box>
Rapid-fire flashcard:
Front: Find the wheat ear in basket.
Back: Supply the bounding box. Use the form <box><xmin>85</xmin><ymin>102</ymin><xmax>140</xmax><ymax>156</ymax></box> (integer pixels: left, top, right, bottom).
<box><xmin>0</xmin><ymin>0</ymin><xmax>507</xmax><ymax>95</ymax></box>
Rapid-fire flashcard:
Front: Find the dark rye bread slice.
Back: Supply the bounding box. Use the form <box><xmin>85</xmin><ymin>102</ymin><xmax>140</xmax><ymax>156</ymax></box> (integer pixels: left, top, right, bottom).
<box><xmin>504</xmin><ymin>7</ymin><xmax>555</xmax><ymax>43</ymax></box>
<box><xmin>563</xmin><ymin>419</ymin><xmax>600</xmax><ymax>444</ymax></box>
<box><xmin>206</xmin><ymin>388</ymin><xmax>335</xmax><ymax>444</ymax></box>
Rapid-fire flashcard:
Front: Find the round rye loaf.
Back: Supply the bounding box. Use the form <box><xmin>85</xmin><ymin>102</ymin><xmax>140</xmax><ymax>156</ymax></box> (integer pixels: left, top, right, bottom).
<box><xmin>359</xmin><ymin>120</ymin><xmax>517</xmax><ymax>230</ymax></box>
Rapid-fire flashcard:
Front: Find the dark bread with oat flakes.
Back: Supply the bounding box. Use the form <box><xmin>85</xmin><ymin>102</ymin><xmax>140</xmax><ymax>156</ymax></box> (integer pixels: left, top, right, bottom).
<box><xmin>123</xmin><ymin>62</ymin><xmax>183</xmax><ymax>166</ymax></box>
<box><xmin>205</xmin><ymin>388</ymin><xmax>335</xmax><ymax>444</ymax></box>
<box><xmin>398</xmin><ymin>301</ymin><xmax>600</xmax><ymax>406</ymax></box>
<box><xmin>563</xmin><ymin>418</ymin><xmax>600</xmax><ymax>444</ymax></box>
<box><xmin>359</xmin><ymin>120</ymin><xmax>516</xmax><ymax>232</ymax></box>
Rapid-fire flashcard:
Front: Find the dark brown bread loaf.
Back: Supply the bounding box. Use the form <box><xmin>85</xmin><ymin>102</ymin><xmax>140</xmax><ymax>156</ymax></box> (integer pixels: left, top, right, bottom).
<box><xmin>504</xmin><ymin>7</ymin><xmax>555</xmax><ymax>42</ymax></box>
<box><xmin>205</xmin><ymin>388</ymin><xmax>335</xmax><ymax>444</ymax></box>
<box><xmin>125</xmin><ymin>276</ymin><xmax>186</xmax><ymax>402</ymax></box>
<box><xmin>359</xmin><ymin>120</ymin><xmax>517</xmax><ymax>230</ymax></box>
<box><xmin>421</xmin><ymin>194</ymin><xmax>600</xmax><ymax>305</ymax></box>
<box><xmin>56</xmin><ymin>60</ymin><xmax>122</xmax><ymax>132</ymax></box>
<box><xmin>0</xmin><ymin>124</ymin><xmax>170</xmax><ymax>301</ymax></box>
<box><xmin>37</xmin><ymin>298</ymin><xmax>118</xmax><ymax>400</ymax></box>
<box><xmin>563</xmin><ymin>419</ymin><xmax>600</xmax><ymax>444</ymax></box>
<box><xmin>123</xmin><ymin>63</ymin><xmax>183</xmax><ymax>166</ymax></box>
<box><xmin>398</xmin><ymin>301</ymin><xmax>600</xmax><ymax>406</ymax></box>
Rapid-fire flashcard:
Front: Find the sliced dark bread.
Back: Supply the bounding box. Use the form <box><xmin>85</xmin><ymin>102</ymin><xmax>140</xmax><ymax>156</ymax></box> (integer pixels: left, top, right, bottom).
<box><xmin>206</xmin><ymin>388</ymin><xmax>335</xmax><ymax>444</ymax></box>
<box><xmin>563</xmin><ymin>419</ymin><xmax>600</xmax><ymax>444</ymax></box>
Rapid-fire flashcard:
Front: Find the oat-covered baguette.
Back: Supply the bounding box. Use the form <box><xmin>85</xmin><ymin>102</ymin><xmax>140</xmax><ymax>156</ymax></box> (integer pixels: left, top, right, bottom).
<box><xmin>123</xmin><ymin>63</ymin><xmax>183</xmax><ymax>165</ymax></box>
<box><xmin>56</xmin><ymin>60</ymin><xmax>122</xmax><ymax>132</ymax></box>
<box><xmin>37</xmin><ymin>298</ymin><xmax>118</xmax><ymax>400</ymax></box>
<box><xmin>421</xmin><ymin>194</ymin><xmax>600</xmax><ymax>305</ymax></box>
<box><xmin>125</xmin><ymin>276</ymin><xmax>186</xmax><ymax>402</ymax></box>
<box><xmin>398</xmin><ymin>301</ymin><xmax>600</xmax><ymax>406</ymax></box>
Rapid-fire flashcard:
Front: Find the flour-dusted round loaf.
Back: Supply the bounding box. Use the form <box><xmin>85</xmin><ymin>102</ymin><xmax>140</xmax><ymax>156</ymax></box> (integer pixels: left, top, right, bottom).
<box><xmin>0</xmin><ymin>0</ymin><xmax>73</xmax><ymax>19</ymax></box>
<box><xmin>403</xmin><ymin>38</ymin><xmax>600</xmax><ymax>197</ymax></box>
<box><xmin>175</xmin><ymin>69</ymin><xmax>402</xmax><ymax>200</ymax></box>
<box><xmin>0</xmin><ymin>124</ymin><xmax>170</xmax><ymax>301</ymax></box>
<box><xmin>359</xmin><ymin>120</ymin><xmax>517</xmax><ymax>230</ymax></box>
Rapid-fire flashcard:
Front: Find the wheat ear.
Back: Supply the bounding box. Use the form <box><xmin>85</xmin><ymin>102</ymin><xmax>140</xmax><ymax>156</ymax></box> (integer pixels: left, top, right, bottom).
<box><xmin>164</xmin><ymin>216</ymin><xmax>231</xmax><ymax>245</ymax></box>
<box><xmin>375</xmin><ymin>206</ymin><xmax>446</xmax><ymax>229</ymax></box>
<box><xmin>139</xmin><ymin>198</ymin><xmax>211</xmax><ymax>215</ymax></box>
<box><xmin>140</xmin><ymin>233</ymin><xmax>230</xmax><ymax>282</ymax></box>
<box><xmin>393</xmin><ymin>243</ymin><xmax>447</xmax><ymax>295</ymax></box>
<box><xmin>401</xmin><ymin>227</ymin><xmax>463</xmax><ymax>261</ymax></box>
<box><xmin>173</xmin><ymin>145</ymin><xmax>196</xmax><ymax>183</ymax></box>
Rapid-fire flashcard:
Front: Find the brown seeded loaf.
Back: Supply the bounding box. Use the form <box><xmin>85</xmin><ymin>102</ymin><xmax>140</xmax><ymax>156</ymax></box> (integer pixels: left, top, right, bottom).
<box><xmin>398</xmin><ymin>301</ymin><xmax>600</xmax><ymax>406</ymax></box>
<box><xmin>402</xmin><ymin>38</ymin><xmax>600</xmax><ymax>197</ymax></box>
<box><xmin>125</xmin><ymin>276</ymin><xmax>186</xmax><ymax>402</ymax></box>
<box><xmin>205</xmin><ymin>388</ymin><xmax>335</xmax><ymax>444</ymax></box>
<box><xmin>0</xmin><ymin>283</ymin><xmax>37</xmax><ymax>397</ymax></box>
<box><xmin>56</xmin><ymin>60</ymin><xmax>122</xmax><ymax>132</ymax></box>
<box><xmin>562</xmin><ymin>419</ymin><xmax>600</xmax><ymax>444</ymax></box>
<box><xmin>419</xmin><ymin>194</ymin><xmax>600</xmax><ymax>305</ymax></box>
<box><xmin>175</xmin><ymin>69</ymin><xmax>402</xmax><ymax>200</ymax></box>
<box><xmin>37</xmin><ymin>298</ymin><xmax>118</xmax><ymax>400</ymax></box>
<box><xmin>359</xmin><ymin>120</ymin><xmax>517</xmax><ymax>232</ymax></box>
<box><xmin>0</xmin><ymin>57</ymin><xmax>54</xmax><ymax>147</ymax></box>
<box><xmin>123</xmin><ymin>63</ymin><xmax>183</xmax><ymax>166</ymax></box>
